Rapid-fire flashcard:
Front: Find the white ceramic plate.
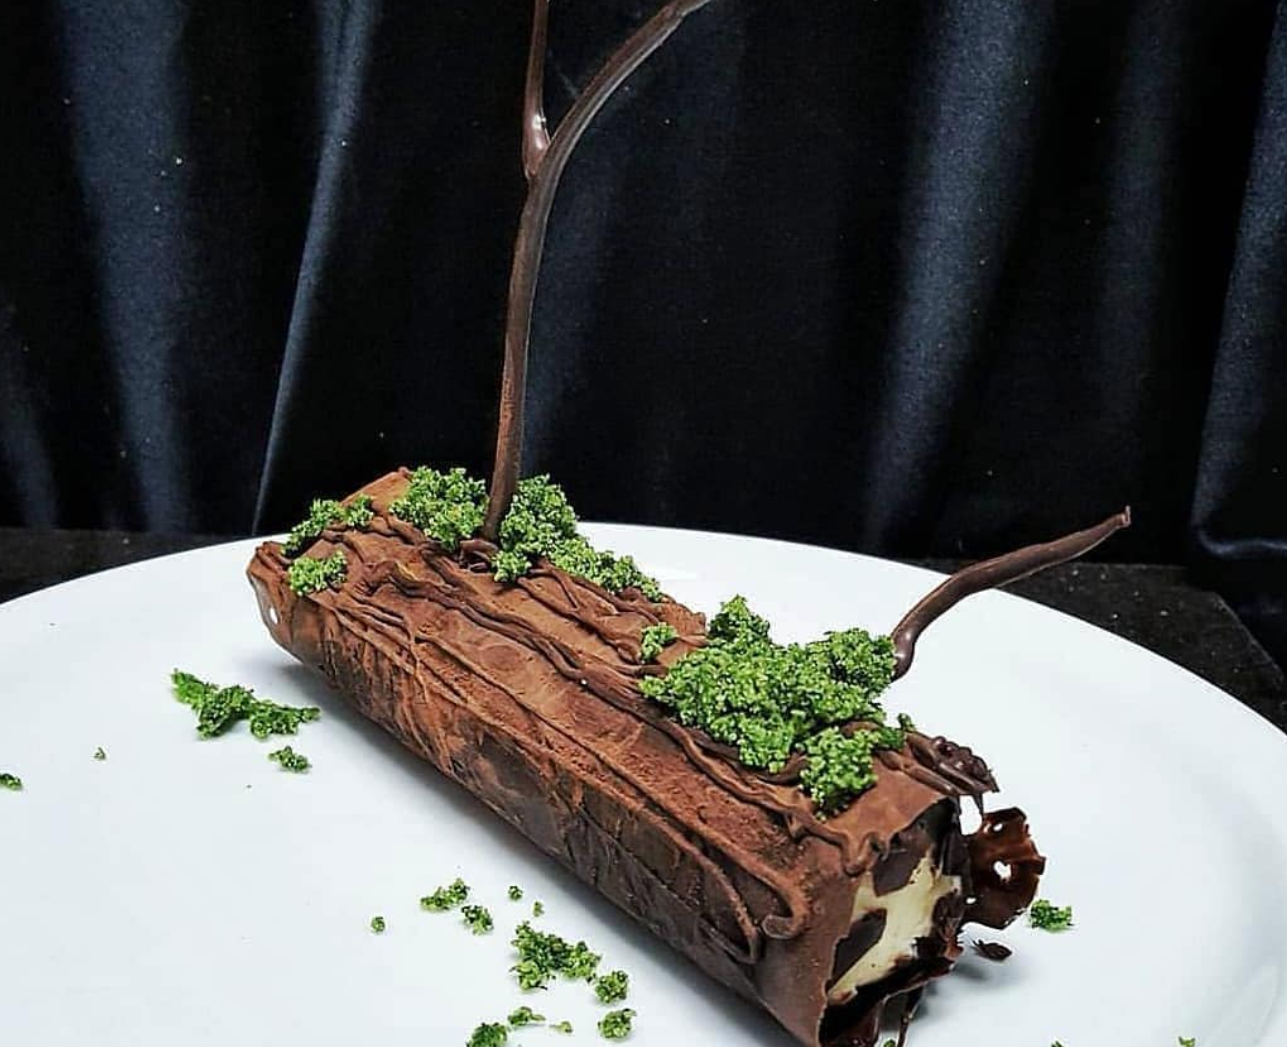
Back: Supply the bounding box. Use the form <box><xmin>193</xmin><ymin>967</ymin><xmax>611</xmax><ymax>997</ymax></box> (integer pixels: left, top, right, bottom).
<box><xmin>2</xmin><ymin>525</ymin><xmax>1285</xmax><ymax>1047</ymax></box>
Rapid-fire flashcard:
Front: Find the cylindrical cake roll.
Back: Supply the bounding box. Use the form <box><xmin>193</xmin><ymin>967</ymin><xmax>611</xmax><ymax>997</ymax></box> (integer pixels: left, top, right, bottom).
<box><xmin>246</xmin><ymin>471</ymin><xmax>1043</xmax><ymax>1047</ymax></box>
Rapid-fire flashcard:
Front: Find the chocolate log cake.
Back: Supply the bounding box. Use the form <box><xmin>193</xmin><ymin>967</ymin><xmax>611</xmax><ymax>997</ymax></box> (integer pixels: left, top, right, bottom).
<box><xmin>247</xmin><ymin>470</ymin><xmax>1125</xmax><ymax>1046</ymax></box>
<box><xmin>245</xmin><ymin>5</ymin><xmax>1131</xmax><ymax>1042</ymax></box>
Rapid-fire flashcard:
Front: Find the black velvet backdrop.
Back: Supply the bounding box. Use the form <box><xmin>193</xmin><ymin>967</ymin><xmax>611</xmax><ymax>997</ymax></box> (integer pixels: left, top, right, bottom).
<box><xmin>1</xmin><ymin>0</ymin><xmax>1284</xmax><ymax>662</ymax></box>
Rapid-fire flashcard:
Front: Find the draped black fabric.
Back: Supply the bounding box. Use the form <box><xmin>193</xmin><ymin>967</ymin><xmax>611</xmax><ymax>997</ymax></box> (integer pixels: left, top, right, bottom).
<box><xmin>1</xmin><ymin>0</ymin><xmax>1284</xmax><ymax>664</ymax></box>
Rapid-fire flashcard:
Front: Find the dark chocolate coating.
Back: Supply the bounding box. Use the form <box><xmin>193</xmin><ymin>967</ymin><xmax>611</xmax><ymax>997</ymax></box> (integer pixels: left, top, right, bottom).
<box><xmin>247</xmin><ymin>471</ymin><xmax>1041</xmax><ymax>1047</ymax></box>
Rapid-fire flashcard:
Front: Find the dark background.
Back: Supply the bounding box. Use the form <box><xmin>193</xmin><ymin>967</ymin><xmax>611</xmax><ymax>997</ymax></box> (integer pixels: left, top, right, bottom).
<box><xmin>1</xmin><ymin>0</ymin><xmax>1284</xmax><ymax>665</ymax></box>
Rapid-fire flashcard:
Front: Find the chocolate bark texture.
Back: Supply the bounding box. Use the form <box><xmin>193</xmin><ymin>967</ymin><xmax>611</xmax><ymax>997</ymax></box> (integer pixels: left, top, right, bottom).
<box><xmin>247</xmin><ymin>470</ymin><xmax>1042</xmax><ymax>1047</ymax></box>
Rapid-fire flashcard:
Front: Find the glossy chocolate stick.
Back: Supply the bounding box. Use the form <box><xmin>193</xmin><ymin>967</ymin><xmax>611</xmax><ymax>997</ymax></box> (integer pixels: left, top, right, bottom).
<box><xmin>484</xmin><ymin>0</ymin><xmax>720</xmax><ymax>539</ymax></box>
<box><xmin>890</xmin><ymin>508</ymin><xmax>1132</xmax><ymax>679</ymax></box>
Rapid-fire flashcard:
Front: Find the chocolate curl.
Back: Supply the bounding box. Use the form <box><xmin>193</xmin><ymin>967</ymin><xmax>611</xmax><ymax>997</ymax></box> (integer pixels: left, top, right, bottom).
<box><xmin>484</xmin><ymin>0</ymin><xmax>721</xmax><ymax>539</ymax></box>
<box><xmin>890</xmin><ymin>508</ymin><xmax>1131</xmax><ymax>679</ymax></box>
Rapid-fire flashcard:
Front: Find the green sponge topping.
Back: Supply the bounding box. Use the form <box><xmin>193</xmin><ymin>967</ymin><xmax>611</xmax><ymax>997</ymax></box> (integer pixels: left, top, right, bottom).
<box><xmin>284</xmin><ymin>495</ymin><xmax>373</xmax><ymax>556</ymax></box>
<box><xmin>640</xmin><ymin>595</ymin><xmax>903</xmax><ymax>814</ymax></box>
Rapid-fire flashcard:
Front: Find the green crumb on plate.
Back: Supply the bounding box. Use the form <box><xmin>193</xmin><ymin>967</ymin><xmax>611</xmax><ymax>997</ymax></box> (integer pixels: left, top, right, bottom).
<box><xmin>507</xmin><ymin>1006</ymin><xmax>544</xmax><ymax>1027</ymax></box>
<box><xmin>594</xmin><ymin>969</ymin><xmax>629</xmax><ymax>1005</ymax></box>
<box><xmin>563</xmin><ymin>940</ymin><xmax>601</xmax><ymax>981</ymax></box>
<box><xmin>1179</xmin><ymin>1038</ymin><xmax>1196</xmax><ymax>1047</ymax></box>
<box><xmin>507</xmin><ymin>885</ymin><xmax>523</xmax><ymax>901</ymax></box>
<box><xmin>461</xmin><ymin>904</ymin><xmax>493</xmax><ymax>935</ymax></box>
<box><xmin>552</xmin><ymin>1021</ymin><xmax>573</xmax><ymax>1034</ymax></box>
<box><xmin>0</xmin><ymin>773</ymin><xmax>22</xmax><ymax>791</ymax></box>
<box><xmin>532</xmin><ymin>900</ymin><xmax>544</xmax><ymax>918</ymax></box>
<box><xmin>370</xmin><ymin>915</ymin><xmax>386</xmax><ymax>934</ymax></box>
<box><xmin>597</xmin><ymin>1008</ymin><xmax>635</xmax><ymax>1040</ymax></box>
<box><xmin>171</xmin><ymin>670</ymin><xmax>319</xmax><ymax>740</ymax></box>
<box><xmin>93</xmin><ymin>747</ymin><xmax>107</xmax><ymax>761</ymax></box>
<box><xmin>511</xmin><ymin>920</ymin><xmax>601</xmax><ymax>990</ymax></box>
<box><xmin>421</xmin><ymin>877</ymin><xmax>470</xmax><ymax>911</ymax></box>
<box><xmin>268</xmin><ymin>746</ymin><xmax>310</xmax><ymax>773</ymax></box>
<box><xmin>1028</xmin><ymin>899</ymin><xmax>1074</xmax><ymax>932</ymax></box>
<box><xmin>466</xmin><ymin>1021</ymin><xmax>508</xmax><ymax>1047</ymax></box>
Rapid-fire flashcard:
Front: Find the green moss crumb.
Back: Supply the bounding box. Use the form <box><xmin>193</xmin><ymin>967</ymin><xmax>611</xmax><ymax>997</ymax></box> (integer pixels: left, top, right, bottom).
<box><xmin>390</xmin><ymin>466</ymin><xmax>487</xmax><ymax>551</ymax></box>
<box><xmin>93</xmin><ymin>747</ymin><xmax>107</xmax><ymax>761</ymax></box>
<box><xmin>597</xmin><ymin>1008</ymin><xmax>635</xmax><ymax>1040</ymax></box>
<box><xmin>707</xmin><ymin>594</ymin><xmax>770</xmax><ymax>643</ymax></box>
<box><xmin>564</xmin><ymin>940</ymin><xmax>601</xmax><ymax>981</ymax></box>
<box><xmin>421</xmin><ymin>877</ymin><xmax>470</xmax><ymax>912</ymax></box>
<box><xmin>268</xmin><ymin>746</ymin><xmax>310</xmax><ymax>773</ymax></box>
<box><xmin>462</xmin><ymin>904</ymin><xmax>494</xmax><ymax>935</ymax></box>
<box><xmin>0</xmin><ymin>773</ymin><xmax>22</xmax><ymax>791</ymax></box>
<box><xmin>171</xmin><ymin>670</ymin><xmax>320</xmax><ymax>741</ymax></box>
<box><xmin>594</xmin><ymin>969</ymin><xmax>629</xmax><ymax>1005</ymax></box>
<box><xmin>495</xmin><ymin>476</ymin><xmax>662</xmax><ymax>599</ymax></box>
<box><xmin>552</xmin><ymin>1020</ymin><xmax>573</xmax><ymax>1034</ymax></box>
<box><xmin>383</xmin><ymin>468</ymin><xmax>664</xmax><ymax>599</ymax></box>
<box><xmin>639</xmin><ymin>595</ymin><xmax>903</xmax><ymax>813</ymax></box>
<box><xmin>370</xmin><ymin>915</ymin><xmax>386</xmax><ymax>934</ymax></box>
<box><xmin>1179</xmin><ymin>1038</ymin><xmax>1196</xmax><ymax>1046</ymax></box>
<box><xmin>639</xmin><ymin>622</ymin><xmax>678</xmax><ymax>663</ymax></box>
<box><xmin>799</xmin><ymin>728</ymin><xmax>888</xmax><ymax>816</ymax></box>
<box><xmin>466</xmin><ymin>1021</ymin><xmax>508</xmax><ymax>1047</ymax></box>
<box><xmin>532</xmin><ymin>900</ymin><xmax>544</xmax><ymax>918</ymax></box>
<box><xmin>284</xmin><ymin>495</ymin><xmax>374</xmax><ymax>556</ymax></box>
<box><xmin>507</xmin><ymin>1006</ymin><xmax>544</xmax><ymax>1027</ymax></box>
<box><xmin>287</xmin><ymin>550</ymin><xmax>347</xmax><ymax>595</ymax></box>
<box><xmin>507</xmin><ymin>885</ymin><xmax>523</xmax><ymax>901</ymax></box>
<box><xmin>1028</xmin><ymin>899</ymin><xmax>1074</xmax><ymax>932</ymax></box>
<box><xmin>511</xmin><ymin>920</ymin><xmax>601</xmax><ymax>990</ymax></box>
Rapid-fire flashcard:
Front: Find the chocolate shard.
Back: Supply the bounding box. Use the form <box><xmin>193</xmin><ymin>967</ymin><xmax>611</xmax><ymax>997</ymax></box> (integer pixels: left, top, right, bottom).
<box><xmin>964</xmin><ymin>808</ymin><xmax>1047</xmax><ymax>929</ymax></box>
<box><xmin>247</xmin><ymin>471</ymin><xmax>1042</xmax><ymax>1047</ymax></box>
<box><xmin>972</xmin><ymin>940</ymin><xmax>1013</xmax><ymax>962</ymax></box>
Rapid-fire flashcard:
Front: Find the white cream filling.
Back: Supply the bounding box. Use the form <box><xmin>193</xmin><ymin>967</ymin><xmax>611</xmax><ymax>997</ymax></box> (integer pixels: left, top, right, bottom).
<box><xmin>826</xmin><ymin>856</ymin><xmax>960</xmax><ymax>1005</ymax></box>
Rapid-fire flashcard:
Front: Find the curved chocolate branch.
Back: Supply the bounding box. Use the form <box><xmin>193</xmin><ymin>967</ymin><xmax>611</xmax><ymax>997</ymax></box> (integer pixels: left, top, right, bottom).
<box><xmin>890</xmin><ymin>507</ymin><xmax>1131</xmax><ymax>679</ymax></box>
<box><xmin>484</xmin><ymin>0</ymin><xmax>720</xmax><ymax>539</ymax></box>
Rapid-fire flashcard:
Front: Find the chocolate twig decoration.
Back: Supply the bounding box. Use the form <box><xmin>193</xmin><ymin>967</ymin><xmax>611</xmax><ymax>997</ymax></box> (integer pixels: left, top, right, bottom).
<box><xmin>484</xmin><ymin>0</ymin><xmax>719</xmax><ymax>539</ymax></box>
<box><xmin>521</xmin><ymin>0</ymin><xmax>552</xmax><ymax>179</ymax></box>
<box><xmin>890</xmin><ymin>508</ymin><xmax>1132</xmax><ymax>679</ymax></box>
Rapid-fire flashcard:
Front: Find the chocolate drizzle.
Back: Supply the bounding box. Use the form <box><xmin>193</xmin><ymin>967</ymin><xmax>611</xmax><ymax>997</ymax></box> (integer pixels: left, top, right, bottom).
<box><xmin>890</xmin><ymin>508</ymin><xmax>1132</xmax><ymax>679</ymax></box>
